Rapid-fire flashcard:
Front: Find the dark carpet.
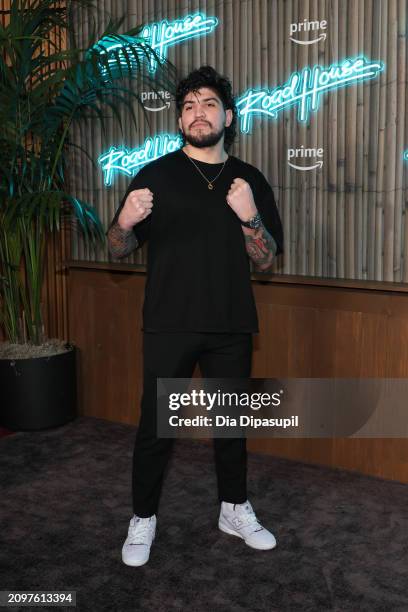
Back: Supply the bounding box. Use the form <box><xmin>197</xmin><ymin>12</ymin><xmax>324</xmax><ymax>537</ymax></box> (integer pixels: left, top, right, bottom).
<box><xmin>1</xmin><ymin>416</ymin><xmax>408</xmax><ymax>612</ymax></box>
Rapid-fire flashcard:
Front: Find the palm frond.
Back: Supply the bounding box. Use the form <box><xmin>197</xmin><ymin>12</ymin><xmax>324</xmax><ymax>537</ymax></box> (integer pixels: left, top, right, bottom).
<box><xmin>0</xmin><ymin>0</ymin><xmax>178</xmax><ymax>344</ymax></box>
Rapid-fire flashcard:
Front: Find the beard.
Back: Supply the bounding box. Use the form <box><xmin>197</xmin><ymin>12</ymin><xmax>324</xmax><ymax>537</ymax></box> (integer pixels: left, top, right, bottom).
<box><xmin>183</xmin><ymin>123</ymin><xmax>225</xmax><ymax>148</ymax></box>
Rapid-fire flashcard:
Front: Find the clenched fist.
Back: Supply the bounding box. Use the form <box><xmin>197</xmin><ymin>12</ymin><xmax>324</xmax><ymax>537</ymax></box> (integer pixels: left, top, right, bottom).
<box><xmin>226</xmin><ymin>178</ymin><xmax>257</xmax><ymax>223</ymax></box>
<box><xmin>118</xmin><ymin>188</ymin><xmax>153</xmax><ymax>231</ymax></box>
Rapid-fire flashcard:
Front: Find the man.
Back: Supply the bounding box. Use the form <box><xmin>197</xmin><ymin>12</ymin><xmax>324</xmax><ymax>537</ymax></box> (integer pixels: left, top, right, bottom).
<box><xmin>107</xmin><ymin>66</ymin><xmax>283</xmax><ymax>567</ymax></box>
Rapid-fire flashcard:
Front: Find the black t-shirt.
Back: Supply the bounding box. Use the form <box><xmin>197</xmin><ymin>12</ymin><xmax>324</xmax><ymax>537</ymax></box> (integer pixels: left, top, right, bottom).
<box><xmin>108</xmin><ymin>149</ymin><xmax>283</xmax><ymax>333</ymax></box>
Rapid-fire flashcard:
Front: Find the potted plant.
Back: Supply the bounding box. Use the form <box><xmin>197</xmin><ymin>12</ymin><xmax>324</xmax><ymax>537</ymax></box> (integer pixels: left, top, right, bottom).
<box><xmin>0</xmin><ymin>0</ymin><xmax>176</xmax><ymax>430</ymax></box>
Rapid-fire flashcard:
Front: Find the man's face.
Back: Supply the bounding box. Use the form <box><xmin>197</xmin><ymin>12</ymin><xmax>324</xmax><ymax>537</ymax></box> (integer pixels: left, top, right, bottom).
<box><xmin>178</xmin><ymin>86</ymin><xmax>233</xmax><ymax>148</ymax></box>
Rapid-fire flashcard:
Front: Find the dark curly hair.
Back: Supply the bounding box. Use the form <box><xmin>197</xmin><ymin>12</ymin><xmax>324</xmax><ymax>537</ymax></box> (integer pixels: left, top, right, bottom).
<box><xmin>175</xmin><ymin>65</ymin><xmax>237</xmax><ymax>151</ymax></box>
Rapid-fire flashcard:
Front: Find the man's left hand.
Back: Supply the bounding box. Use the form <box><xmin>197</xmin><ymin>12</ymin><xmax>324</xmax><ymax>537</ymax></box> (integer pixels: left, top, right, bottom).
<box><xmin>226</xmin><ymin>178</ymin><xmax>258</xmax><ymax>223</ymax></box>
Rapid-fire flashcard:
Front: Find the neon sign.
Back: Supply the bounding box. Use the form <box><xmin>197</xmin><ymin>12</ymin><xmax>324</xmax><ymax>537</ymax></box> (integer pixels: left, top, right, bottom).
<box><xmin>142</xmin><ymin>13</ymin><xmax>218</xmax><ymax>72</ymax></box>
<box><xmin>88</xmin><ymin>34</ymin><xmax>145</xmax><ymax>81</ymax></box>
<box><xmin>98</xmin><ymin>134</ymin><xmax>182</xmax><ymax>186</ymax></box>
<box><xmin>404</xmin><ymin>150</ymin><xmax>408</xmax><ymax>161</ymax></box>
<box><xmin>236</xmin><ymin>56</ymin><xmax>385</xmax><ymax>132</ymax></box>
<box><xmin>90</xmin><ymin>13</ymin><xmax>218</xmax><ymax>78</ymax></box>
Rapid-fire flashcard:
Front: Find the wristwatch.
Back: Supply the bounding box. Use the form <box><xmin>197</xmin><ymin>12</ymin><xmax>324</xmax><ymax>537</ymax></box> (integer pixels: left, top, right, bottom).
<box><xmin>241</xmin><ymin>211</ymin><xmax>262</xmax><ymax>229</ymax></box>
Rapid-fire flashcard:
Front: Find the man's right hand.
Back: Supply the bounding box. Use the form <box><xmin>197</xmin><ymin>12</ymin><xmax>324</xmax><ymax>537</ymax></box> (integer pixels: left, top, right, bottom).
<box><xmin>118</xmin><ymin>188</ymin><xmax>153</xmax><ymax>230</ymax></box>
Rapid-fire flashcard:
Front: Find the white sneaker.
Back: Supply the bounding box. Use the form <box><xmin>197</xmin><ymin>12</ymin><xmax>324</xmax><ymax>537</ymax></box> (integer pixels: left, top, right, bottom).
<box><xmin>218</xmin><ymin>500</ymin><xmax>277</xmax><ymax>550</ymax></box>
<box><xmin>122</xmin><ymin>515</ymin><xmax>156</xmax><ymax>567</ymax></box>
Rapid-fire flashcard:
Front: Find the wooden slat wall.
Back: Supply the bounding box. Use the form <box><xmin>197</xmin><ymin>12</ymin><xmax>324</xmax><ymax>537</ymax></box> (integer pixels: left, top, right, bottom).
<box><xmin>43</xmin><ymin>4</ymin><xmax>71</xmax><ymax>342</ymax></box>
<box><xmin>2</xmin><ymin>1</ymin><xmax>408</xmax><ymax>483</ymax></box>
<box><xmin>67</xmin><ymin>264</ymin><xmax>408</xmax><ymax>483</ymax></box>
<box><xmin>1</xmin><ymin>1</ymin><xmax>407</xmax><ymax>342</ymax></box>
<box><xmin>0</xmin><ymin>1</ymin><xmax>71</xmax><ymax>343</ymax></box>
<box><xmin>67</xmin><ymin>0</ymin><xmax>408</xmax><ymax>282</ymax></box>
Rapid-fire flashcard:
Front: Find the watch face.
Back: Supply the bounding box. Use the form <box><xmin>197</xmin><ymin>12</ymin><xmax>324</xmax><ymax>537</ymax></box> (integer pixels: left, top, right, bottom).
<box><xmin>250</xmin><ymin>214</ymin><xmax>262</xmax><ymax>229</ymax></box>
<box><xmin>242</xmin><ymin>213</ymin><xmax>261</xmax><ymax>228</ymax></box>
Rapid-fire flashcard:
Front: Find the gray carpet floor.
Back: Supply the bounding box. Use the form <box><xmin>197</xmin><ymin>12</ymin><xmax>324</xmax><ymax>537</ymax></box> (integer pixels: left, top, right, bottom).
<box><xmin>1</xmin><ymin>416</ymin><xmax>408</xmax><ymax>612</ymax></box>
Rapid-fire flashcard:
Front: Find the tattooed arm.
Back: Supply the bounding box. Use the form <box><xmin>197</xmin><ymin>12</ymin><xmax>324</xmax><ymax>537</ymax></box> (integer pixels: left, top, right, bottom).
<box><xmin>107</xmin><ymin>185</ymin><xmax>153</xmax><ymax>258</ymax></box>
<box><xmin>242</xmin><ymin>223</ymin><xmax>277</xmax><ymax>272</ymax></box>
<box><xmin>107</xmin><ymin>222</ymin><xmax>139</xmax><ymax>259</ymax></box>
<box><xmin>226</xmin><ymin>177</ymin><xmax>281</xmax><ymax>271</ymax></box>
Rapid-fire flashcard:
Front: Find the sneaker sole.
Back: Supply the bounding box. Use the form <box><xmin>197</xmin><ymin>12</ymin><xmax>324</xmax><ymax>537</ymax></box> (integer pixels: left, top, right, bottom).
<box><xmin>122</xmin><ymin>554</ymin><xmax>150</xmax><ymax>567</ymax></box>
<box><xmin>218</xmin><ymin>520</ymin><xmax>277</xmax><ymax>551</ymax></box>
<box><xmin>122</xmin><ymin>534</ymin><xmax>155</xmax><ymax>567</ymax></box>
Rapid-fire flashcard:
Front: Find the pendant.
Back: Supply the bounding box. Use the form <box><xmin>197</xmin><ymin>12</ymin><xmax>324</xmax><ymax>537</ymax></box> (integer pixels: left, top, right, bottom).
<box><xmin>208</xmin><ymin>183</ymin><xmax>213</xmax><ymax>190</ymax></box>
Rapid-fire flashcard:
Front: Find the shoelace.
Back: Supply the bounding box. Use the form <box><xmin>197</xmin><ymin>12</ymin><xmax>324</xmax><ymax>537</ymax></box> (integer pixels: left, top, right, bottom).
<box><xmin>128</xmin><ymin>518</ymin><xmax>154</xmax><ymax>545</ymax></box>
<box><xmin>231</xmin><ymin>504</ymin><xmax>261</xmax><ymax>529</ymax></box>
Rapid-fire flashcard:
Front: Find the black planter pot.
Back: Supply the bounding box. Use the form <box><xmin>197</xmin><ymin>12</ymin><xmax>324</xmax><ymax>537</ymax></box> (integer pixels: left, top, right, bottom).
<box><xmin>0</xmin><ymin>343</ymin><xmax>77</xmax><ymax>431</ymax></box>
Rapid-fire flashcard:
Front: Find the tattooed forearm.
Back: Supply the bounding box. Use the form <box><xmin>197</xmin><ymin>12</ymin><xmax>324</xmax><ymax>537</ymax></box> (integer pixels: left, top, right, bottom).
<box><xmin>107</xmin><ymin>222</ymin><xmax>139</xmax><ymax>258</ymax></box>
<box><xmin>243</xmin><ymin>223</ymin><xmax>277</xmax><ymax>271</ymax></box>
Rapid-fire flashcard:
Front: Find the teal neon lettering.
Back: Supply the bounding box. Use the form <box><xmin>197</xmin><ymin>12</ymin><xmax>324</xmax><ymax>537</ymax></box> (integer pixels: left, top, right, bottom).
<box><xmin>98</xmin><ymin>135</ymin><xmax>183</xmax><ymax>186</ymax></box>
<box><xmin>142</xmin><ymin>13</ymin><xmax>218</xmax><ymax>72</ymax></box>
<box><xmin>91</xmin><ymin>14</ymin><xmax>218</xmax><ymax>77</ymax></box>
<box><xmin>236</xmin><ymin>56</ymin><xmax>385</xmax><ymax>131</ymax></box>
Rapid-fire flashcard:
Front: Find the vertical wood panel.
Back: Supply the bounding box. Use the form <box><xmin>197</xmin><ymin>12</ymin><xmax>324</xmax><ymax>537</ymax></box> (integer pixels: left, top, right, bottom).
<box><xmin>2</xmin><ymin>0</ymin><xmax>407</xmax><ymax>341</ymax></box>
<box><xmin>0</xmin><ymin>0</ymin><xmax>71</xmax><ymax>342</ymax></box>
<box><xmin>63</xmin><ymin>0</ymin><xmax>408</xmax><ymax>283</ymax></box>
<box><xmin>67</xmin><ymin>267</ymin><xmax>408</xmax><ymax>482</ymax></box>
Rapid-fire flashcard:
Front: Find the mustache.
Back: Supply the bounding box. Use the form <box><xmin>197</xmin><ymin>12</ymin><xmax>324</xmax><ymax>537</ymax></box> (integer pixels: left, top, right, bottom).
<box><xmin>190</xmin><ymin>121</ymin><xmax>211</xmax><ymax>128</ymax></box>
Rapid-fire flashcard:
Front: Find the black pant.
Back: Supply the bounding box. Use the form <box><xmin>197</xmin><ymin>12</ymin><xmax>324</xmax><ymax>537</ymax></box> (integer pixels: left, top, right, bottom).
<box><xmin>132</xmin><ymin>331</ymin><xmax>253</xmax><ymax>517</ymax></box>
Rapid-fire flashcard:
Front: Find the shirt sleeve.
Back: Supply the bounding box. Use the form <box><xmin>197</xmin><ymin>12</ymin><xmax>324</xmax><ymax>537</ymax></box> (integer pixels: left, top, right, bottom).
<box><xmin>253</xmin><ymin>171</ymin><xmax>284</xmax><ymax>256</ymax></box>
<box><xmin>106</xmin><ymin>167</ymin><xmax>152</xmax><ymax>247</ymax></box>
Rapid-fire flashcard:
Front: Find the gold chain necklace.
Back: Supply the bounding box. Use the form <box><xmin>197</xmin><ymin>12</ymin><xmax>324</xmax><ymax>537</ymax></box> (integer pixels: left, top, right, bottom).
<box><xmin>182</xmin><ymin>149</ymin><xmax>228</xmax><ymax>190</ymax></box>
